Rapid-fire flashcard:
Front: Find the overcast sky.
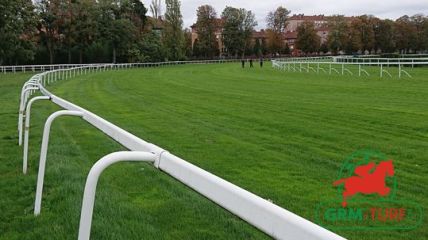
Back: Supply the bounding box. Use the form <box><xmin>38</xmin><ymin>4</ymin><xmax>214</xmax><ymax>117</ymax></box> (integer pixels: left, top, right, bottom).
<box><xmin>142</xmin><ymin>0</ymin><xmax>428</xmax><ymax>29</ymax></box>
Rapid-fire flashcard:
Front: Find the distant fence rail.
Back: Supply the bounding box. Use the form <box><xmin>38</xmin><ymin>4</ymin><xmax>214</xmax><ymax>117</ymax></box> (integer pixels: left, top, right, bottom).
<box><xmin>272</xmin><ymin>56</ymin><xmax>428</xmax><ymax>78</ymax></box>
<box><xmin>333</xmin><ymin>56</ymin><xmax>428</xmax><ymax>64</ymax></box>
<box><xmin>18</xmin><ymin>62</ymin><xmax>346</xmax><ymax>240</ymax></box>
<box><xmin>2</xmin><ymin>59</ymin><xmax>261</xmax><ymax>74</ymax></box>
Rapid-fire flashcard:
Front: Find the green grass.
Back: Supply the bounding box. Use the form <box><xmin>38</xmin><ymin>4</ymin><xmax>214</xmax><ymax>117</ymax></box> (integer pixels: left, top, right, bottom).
<box><xmin>0</xmin><ymin>63</ymin><xmax>427</xmax><ymax>240</ymax></box>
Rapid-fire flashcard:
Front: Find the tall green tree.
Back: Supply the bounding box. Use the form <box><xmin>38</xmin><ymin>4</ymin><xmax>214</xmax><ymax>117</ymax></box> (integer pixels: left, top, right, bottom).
<box><xmin>395</xmin><ymin>15</ymin><xmax>417</xmax><ymax>53</ymax></box>
<box><xmin>139</xmin><ymin>31</ymin><xmax>166</xmax><ymax>62</ymax></box>
<box><xmin>36</xmin><ymin>0</ymin><xmax>63</xmax><ymax>64</ymax></box>
<box><xmin>195</xmin><ymin>5</ymin><xmax>218</xmax><ymax>58</ymax></box>
<box><xmin>411</xmin><ymin>14</ymin><xmax>428</xmax><ymax>51</ymax></box>
<box><xmin>0</xmin><ymin>0</ymin><xmax>37</xmax><ymax>65</ymax></box>
<box><xmin>266</xmin><ymin>6</ymin><xmax>290</xmax><ymax>33</ymax></box>
<box><xmin>74</xmin><ymin>0</ymin><xmax>99</xmax><ymax>63</ymax></box>
<box><xmin>327</xmin><ymin>15</ymin><xmax>348</xmax><ymax>54</ymax></box>
<box><xmin>295</xmin><ymin>21</ymin><xmax>320</xmax><ymax>54</ymax></box>
<box><xmin>266</xmin><ymin>6</ymin><xmax>290</xmax><ymax>53</ymax></box>
<box><xmin>125</xmin><ymin>0</ymin><xmax>148</xmax><ymax>32</ymax></box>
<box><xmin>98</xmin><ymin>0</ymin><xmax>139</xmax><ymax>63</ymax></box>
<box><xmin>163</xmin><ymin>0</ymin><xmax>185</xmax><ymax>60</ymax></box>
<box><xmin>241</xmin><ymin>9</ymin><xmax>257</xmax><ymax>56</ymax></box>
<box><xmin>58</xmin><ymin>0</ymin><xmax>77</xmax><ymax>63</ymax></box>
<box><xmin>374</xmin><ymin>19</ymin><xmax>396</xmax><ymax>53</ymax></box>
<box><xmin>345</xmin><ymin>18</ymin><xmax>363</xmax><ymax>54</ymax></box>
<box><xmin>358</xmin><ymin>15</ymin><xmax>376</xmax><ymax>52</ymax></box>
<box><xmin>221</xmin><ymin>6</ymin><xmax>257</xmax><ymax>57</ymax></box>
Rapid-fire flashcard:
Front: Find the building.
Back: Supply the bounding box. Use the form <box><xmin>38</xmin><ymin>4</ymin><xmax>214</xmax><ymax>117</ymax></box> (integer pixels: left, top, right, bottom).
<box><xmin>285</xmin><ymin>14</ymin><xmax>329</xmax><ymax>32</ymax></box>
<box><xmin>191</xmin><ymin>14</ymin><xmax>355</xmax><ymax>55</ymax></box>
<box><xmin>251</xmin><ymin>29</ymin><xmax>268</xmax><ymax>47</ymax></box>
<box><xmin>191</xmin><ymin>19</ymin><xmax>268</xmax><ymax>56</ymax></box>
<box><xmin>190</xmin><ymin>19</ymin><xmax>225</xmax><ymax>55</ymax></box>
<box><xmin>145</xmin><ymin>16</ymin><xmax>164</xmax><ymax>35</ymax></box>
<box><xmin>284</xmin><ymin>14</ymin><xmax>355</xmax><ymax>50</ymax></box>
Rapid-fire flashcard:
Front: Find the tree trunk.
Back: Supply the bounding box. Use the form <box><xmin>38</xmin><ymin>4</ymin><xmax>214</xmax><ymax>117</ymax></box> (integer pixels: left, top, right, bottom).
<box><xmin>112</xmin><ymin>47</ymin><xmax>117</xmax><ymax>63</ymax></box>
<box><xmin>79</xmin><ymin>49</ymin><xmax>83</xmax><ymax>64</ymax></box>
<box><xmin>49</xmin><ymin>49</ymin><xmax>54</xmax><ymax>64</ymax></box>
<box><xmin>68</xmin><ymin>49</ymin><xmax>72</xmax><ymax>64</ymax></box>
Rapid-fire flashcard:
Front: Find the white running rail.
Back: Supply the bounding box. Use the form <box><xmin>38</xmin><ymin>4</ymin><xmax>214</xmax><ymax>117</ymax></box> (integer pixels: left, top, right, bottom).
<box><xmin>272</xmin><ymin>58</ymin><xmax>428</xmax><ymax>78</ymax></box>
<box><xmin>3</xmin><ymin>59</ymin><xmax>247</xmax><ymax>74</ymax></box>
<box><xmin>18</xmin><ymin>62</ymin><xmax>346</xmax><ymax>240</ymax></box>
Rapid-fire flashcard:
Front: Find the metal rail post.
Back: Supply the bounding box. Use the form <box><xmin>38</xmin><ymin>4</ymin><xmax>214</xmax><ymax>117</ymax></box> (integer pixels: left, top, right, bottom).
<box><xmin>18</xmin><ymin>87</ymin><xmax>39</xmax><ymax>146</ymax></box>
<box><xmin>77</xmin><ymin>152</ymin><xmax>157</xmax><ymax>240</ymax></box>
<box><xmin>22</xmin><ymin>96</ymin><xmax>51</xmax><ymax>174</ymax></box>
<box><xmin>34</xmin><ymin>110</ymin><xmax>84</xmax><ymax>215</ymax></box>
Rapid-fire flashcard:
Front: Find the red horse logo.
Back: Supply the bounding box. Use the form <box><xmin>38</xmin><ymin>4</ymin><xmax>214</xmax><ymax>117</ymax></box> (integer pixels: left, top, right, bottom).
<box><xmin>333</xmin><ymin>160</ymin><xmax>395</xmax><ymax>207</ymax></box>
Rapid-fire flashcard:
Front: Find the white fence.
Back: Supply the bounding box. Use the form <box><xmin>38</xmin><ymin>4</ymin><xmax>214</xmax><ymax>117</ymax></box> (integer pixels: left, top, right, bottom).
<box><xmin>333</xmin><ymin>56</ymin><xmax>428</xmax><ymax>65</ymax></box>
<box><xmin>18</xmin><ymin>62</ymin><xmax>346</xmax><ymax>240</ymax></box>
<box><xmin>275</xmin><ymin>56</ymin><xmax>333</xmax><ymax>62</ymax></box>
<box><xmin>2</xmin><ymin>59</ymin><xmax>249</xmax><ymax>74</ymax></box>
<box><xmin>272</xmin><ymin>57</ymin><xmax>428</xmax><ymax>78</ymax></box>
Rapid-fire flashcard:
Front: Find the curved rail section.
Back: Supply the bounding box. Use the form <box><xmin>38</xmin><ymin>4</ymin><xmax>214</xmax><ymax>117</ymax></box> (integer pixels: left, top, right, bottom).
<box><xmin>18</xmin><ymin>62</ymin><xmax>346</xmax><ymax>240</ymax></box>
<box><xmin>272</xmin><ymin>57</ymin><xmax>428</xmax><ymax>78</ymax></box>
<box><xmin>23</xmin><ymin>96</ymin><xmax>50</xmax><ymax>174</ymax></box>
<box><xmin>34</xmin><ymin>110</ymin><xmax>85</xmax><ymax>215</ymax></box>
<box><xmin>2</xmin><ymin>59</ymin><xmax>246</xmax><ymax>74</ymax></box>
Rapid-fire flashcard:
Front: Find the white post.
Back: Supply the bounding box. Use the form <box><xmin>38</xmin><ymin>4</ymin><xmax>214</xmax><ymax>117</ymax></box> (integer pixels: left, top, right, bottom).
<box><xmin>34</xmin><ymin>110</ymin><xmax>84</xmax><ymax>216</ymax></box>
<box><xmin>23</xmin><ymin>96</ymin><xmax>50</xmax><ymax>174</ymax></box>
<box><xmin>18</xmin><ymin>87</ymin><xmax>39</xmax><ymax>146</ymax></box>
<box><xmin>399</xmin><ymin>64</ymin><xmax>401</xmax><ymax>78</ymax></box>
<box><xmin>23</xmin><ymin>86</ymin><xmax>38</xmax><ymax>107</ymax></box>
<box><xmin>78</xmin><ymin>151</ymin><xmax>157</xmax><ymax>240</ymax></box>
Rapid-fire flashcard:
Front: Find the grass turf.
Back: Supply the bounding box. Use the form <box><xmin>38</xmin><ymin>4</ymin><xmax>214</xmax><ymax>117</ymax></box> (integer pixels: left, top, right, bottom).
<box><xmin>0</xmin><ymin>63</ymin><xmax>427</xmax><ymax>240</ymax></box>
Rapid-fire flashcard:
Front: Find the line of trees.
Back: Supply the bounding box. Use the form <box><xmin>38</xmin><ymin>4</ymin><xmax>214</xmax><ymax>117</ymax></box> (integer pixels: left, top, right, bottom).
<box><xmin>0</xmin><ymin>0</ymin><xmax>188</xmax><ymax>65</ymax></box>
<box><xmin>263</xmin><ymin>7</ymin><xmax>428</xmax><ymax>56</ymax></box>
<box><xmin>266</xmin><ymin>7</ymin><xmax>291</xmax><ymax>55</ymax></box>
<box><xmin>295</xmin><ymin>14</ymin><xmax>428</xmax><ymax>55</ymax></box>
<box><xmin>193</xmin><ymin>5</ymin><xmax>258</xmax><ymax>58</ymax></box>
<box><xmin>1</xmin><ymin>1</ymin><xmax>428</xmax><ymax>65</ymax></box>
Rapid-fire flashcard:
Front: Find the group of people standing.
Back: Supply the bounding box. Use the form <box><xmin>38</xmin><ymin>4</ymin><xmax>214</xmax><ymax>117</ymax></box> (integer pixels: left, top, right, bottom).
<box><xmin>241</xmin><ymin>58</ymin><xmax>264</xmax><ymax>68</ymax></box>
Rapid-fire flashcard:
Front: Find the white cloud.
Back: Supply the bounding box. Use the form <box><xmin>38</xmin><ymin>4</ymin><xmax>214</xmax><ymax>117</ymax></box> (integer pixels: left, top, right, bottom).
<box><xmin>141</xmin><ymin>0</ymin><xmax>428</xmax><ymax>29</ymax></box>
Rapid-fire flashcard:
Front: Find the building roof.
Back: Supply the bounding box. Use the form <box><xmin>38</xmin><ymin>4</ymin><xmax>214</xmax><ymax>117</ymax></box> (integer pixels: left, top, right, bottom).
<box><xmin>289</xmin><ymin>14</ymin><xmax>356</xmax><ymax>22</ymax></box>
<box><xmin>289</xmin><ymin>14</ymin><xmax>327</xmax><ymax>21</ymax></box>
<box><xmin>147</xmin><ymin>16</ymin><xmax>164</xmax><ymax>30</ymax></box>
<box><xmin>252</xmin><ymin>29</ymin><xmax>267</xmax><ymax>38</ymax></box>
<box><xmin>191</xmin><ymin>18</ymin><xmax>224</xmax><ymax>30</ymax></box>
<box><xmin>283</xmin><ymin>31</ymin><xmax>298</xmax><ymax>39</ymax></box>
